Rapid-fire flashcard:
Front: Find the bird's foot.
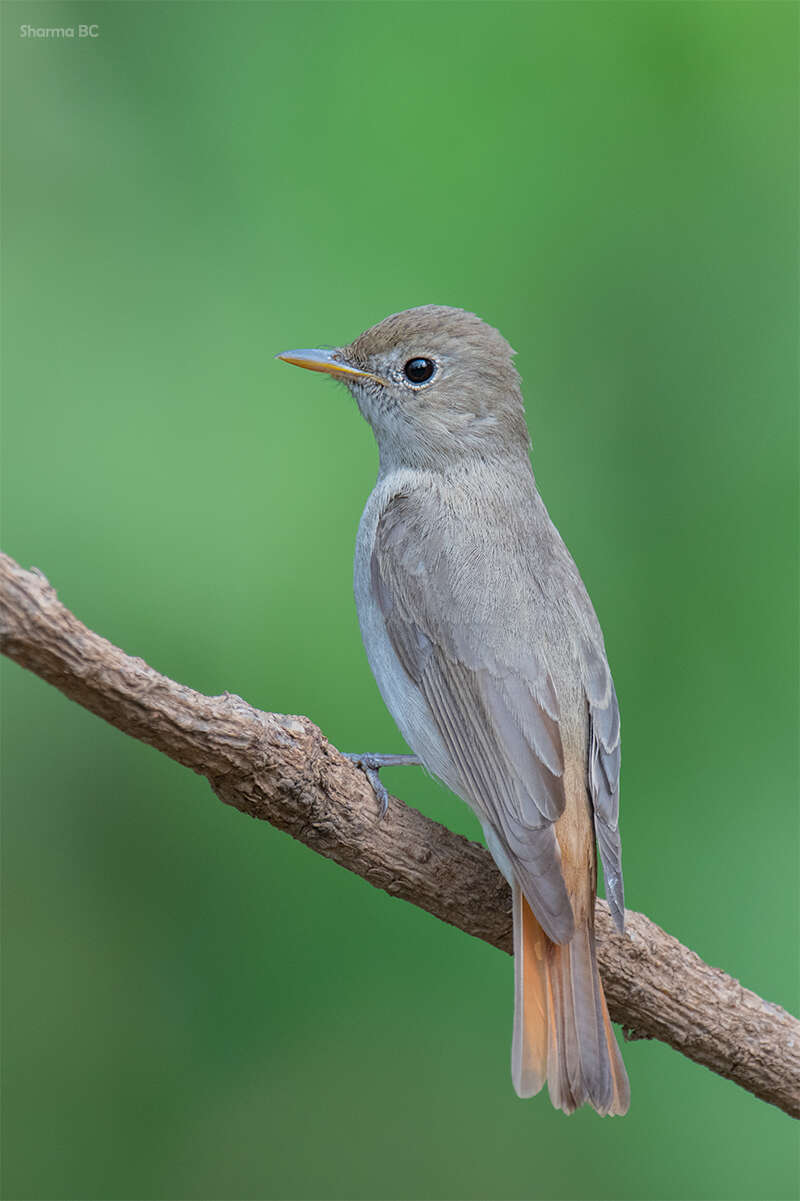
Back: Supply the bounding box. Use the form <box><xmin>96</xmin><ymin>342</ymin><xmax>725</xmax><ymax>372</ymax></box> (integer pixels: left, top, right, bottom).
<box><xmin>342</xmin><ymin>753</ymin><xmax>422</xmax><ymax>819</ymax></box>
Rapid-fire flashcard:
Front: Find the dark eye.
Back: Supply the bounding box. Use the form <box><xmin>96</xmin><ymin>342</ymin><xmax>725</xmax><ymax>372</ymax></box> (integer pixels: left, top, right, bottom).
<box><xmin>403</xmin><ymin>357</ymin><xmax>436</xmax><ymax>384</ymax></box>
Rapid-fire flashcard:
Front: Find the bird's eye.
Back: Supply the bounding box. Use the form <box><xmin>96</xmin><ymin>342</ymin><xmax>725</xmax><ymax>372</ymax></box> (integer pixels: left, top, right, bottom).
<box><xmin>403</xmin><ymin>357</ymin><xmax>436</xmax><ymax>385</ymax></box>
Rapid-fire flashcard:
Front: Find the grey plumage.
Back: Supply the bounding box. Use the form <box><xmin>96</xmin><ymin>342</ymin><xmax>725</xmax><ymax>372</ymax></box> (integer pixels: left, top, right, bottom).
<box><xmin>369</xmin><ymin>475</ymin><xmax>577</xmax><ymax>943</ymax></box>
<box><xmin>277</xmin><ymin>304</ymin><xmax>630</xmax><ymax>1116</ymax></box>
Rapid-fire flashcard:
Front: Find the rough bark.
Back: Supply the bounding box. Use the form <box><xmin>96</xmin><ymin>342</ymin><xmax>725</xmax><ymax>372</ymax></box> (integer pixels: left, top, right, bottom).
<box><xmin>1</xmin><ymin>550</ymin><xmax>798</xmax><ymax>1119</ymax></box>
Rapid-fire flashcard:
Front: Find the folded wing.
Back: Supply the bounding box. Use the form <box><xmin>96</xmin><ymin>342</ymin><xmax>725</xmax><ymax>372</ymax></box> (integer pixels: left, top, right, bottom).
<box><xmin>372</xmin><ymin>492</ymin><xmax>581</xmax><ymax>942</ymax></box>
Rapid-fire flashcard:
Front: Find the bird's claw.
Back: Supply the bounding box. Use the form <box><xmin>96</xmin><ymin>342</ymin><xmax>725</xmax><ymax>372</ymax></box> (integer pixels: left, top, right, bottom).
<box><xmin>342</xmin><ymin>753</ymin><xmax>422</xmax><ymax>820</ymax></box>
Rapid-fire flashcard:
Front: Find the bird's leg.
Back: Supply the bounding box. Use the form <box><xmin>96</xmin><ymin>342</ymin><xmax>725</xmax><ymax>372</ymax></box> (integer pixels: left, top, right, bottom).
<box><xmin>341</xmin><ymin>753</ymin><xmax>422</xmax><ymax>819</ymax></box>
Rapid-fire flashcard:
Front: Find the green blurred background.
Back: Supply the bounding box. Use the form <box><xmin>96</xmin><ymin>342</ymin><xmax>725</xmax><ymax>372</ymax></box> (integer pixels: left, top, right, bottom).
<box><xmin>2</xmin><ymin>2</ymin><xmax>797</xmax><ymax>1198</ymax></box>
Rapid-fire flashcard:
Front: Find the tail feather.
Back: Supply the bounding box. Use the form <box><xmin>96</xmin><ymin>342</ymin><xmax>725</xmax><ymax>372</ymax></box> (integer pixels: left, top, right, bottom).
<box><xmin>599</xmin><ymin>975</ymin><xmax>630</xmax><ymax>1115</ymax></box>
<box><xmin>512</xmin><ymin>883</ymin><xmax>629</xmax><ymax>1116</ymax></box>
<box><xmin>511</xmin><ymin>883</ymin><xmax>548</xmax><ymax>1097</ymax></box>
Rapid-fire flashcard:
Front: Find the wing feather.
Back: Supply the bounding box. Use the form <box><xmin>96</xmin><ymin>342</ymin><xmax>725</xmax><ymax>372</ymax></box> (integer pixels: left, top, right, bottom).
<box><xmin>584</xmin><ymin>641</ymin><xmax>624</xmax><ymax>932</ymax></box>
<box><xmin>372</xmin><ymin>493</ymin><xmax>578</xmax><ymax>943</ymax></box>
<box><xmin>371</xmin><ymin>489</ymin><xmax>625</xmax><ymax>940</ymax></box>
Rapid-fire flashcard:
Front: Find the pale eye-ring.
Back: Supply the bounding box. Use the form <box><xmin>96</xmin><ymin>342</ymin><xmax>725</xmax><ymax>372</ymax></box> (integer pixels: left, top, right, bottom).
<box><xmin>403</xmin><ymin>357</ymin><xmax>436</xmax><ymax>384</ymax></box>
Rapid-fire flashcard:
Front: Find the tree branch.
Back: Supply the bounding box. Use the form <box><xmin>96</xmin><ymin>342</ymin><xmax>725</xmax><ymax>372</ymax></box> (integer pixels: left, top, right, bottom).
<box><xmin>1</xmin><ymin>550</ymin><xmax>798</xmax><ymax>1119</ymax></box>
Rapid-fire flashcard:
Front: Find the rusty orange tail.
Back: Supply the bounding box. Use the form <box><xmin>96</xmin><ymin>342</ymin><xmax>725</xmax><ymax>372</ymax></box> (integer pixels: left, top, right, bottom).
<box><xmin>511</xmin><ymin>884</ymin><xmax>629</xmax><ymax>1116</ymax></box>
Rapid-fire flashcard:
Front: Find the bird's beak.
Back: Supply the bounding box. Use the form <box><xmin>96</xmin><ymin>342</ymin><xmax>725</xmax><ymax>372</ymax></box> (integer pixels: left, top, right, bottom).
<box><xmin>275</xmin><ymin>347</ymin><xmax>383</xmax><ymax>384</ymax></box>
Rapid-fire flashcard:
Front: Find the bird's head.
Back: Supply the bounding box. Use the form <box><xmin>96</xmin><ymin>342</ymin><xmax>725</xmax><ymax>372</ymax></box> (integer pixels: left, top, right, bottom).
<box><xmin>277</xmin><ymin>305</ymin><xmax>530</xmax><ymax>472</ymax></box>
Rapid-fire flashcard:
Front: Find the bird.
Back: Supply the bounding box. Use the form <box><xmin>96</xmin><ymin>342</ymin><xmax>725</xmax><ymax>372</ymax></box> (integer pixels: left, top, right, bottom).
<box><xmin>277</xmin><ymin>305</ymin><xmax>630</xmax><ymax>1116</ymax></box>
